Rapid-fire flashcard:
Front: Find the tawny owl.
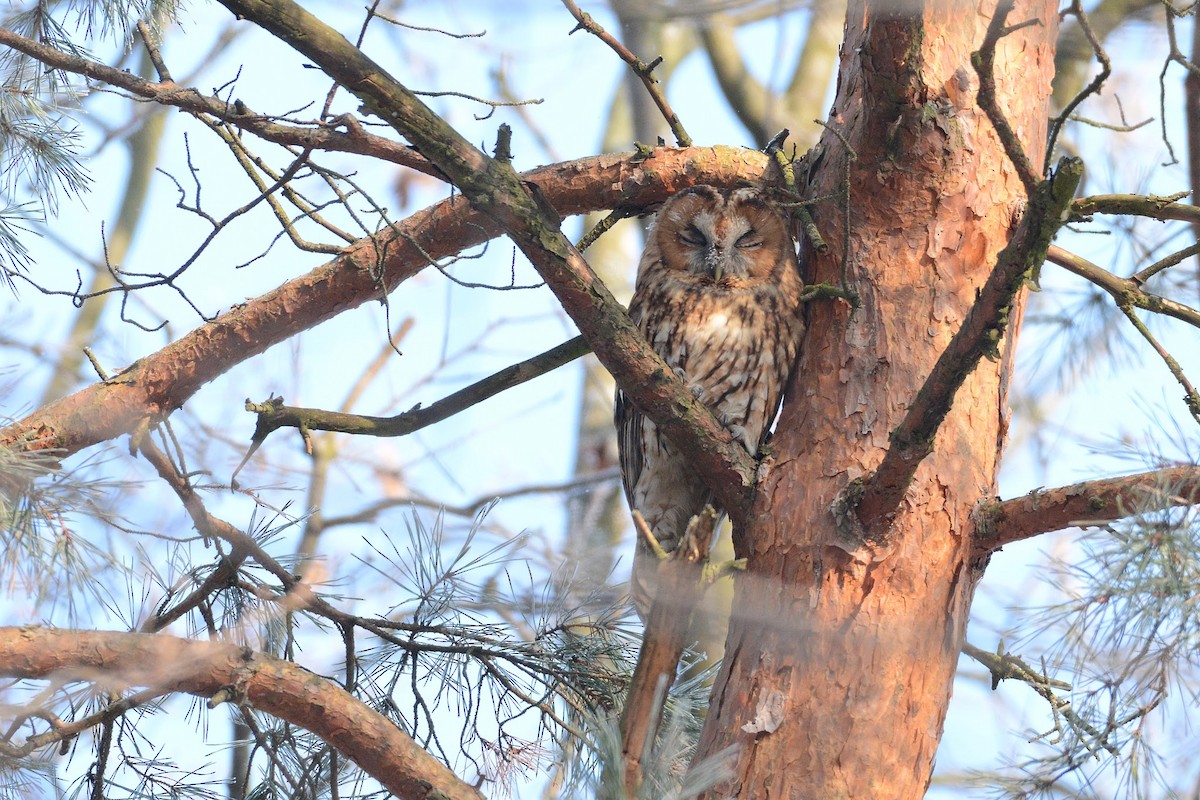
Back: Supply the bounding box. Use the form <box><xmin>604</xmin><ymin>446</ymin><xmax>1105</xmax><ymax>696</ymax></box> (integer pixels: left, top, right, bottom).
<box><xmin>616</xmin><ymin>185</ymin><xmax>805</xmax><ymax>618</ymax></box>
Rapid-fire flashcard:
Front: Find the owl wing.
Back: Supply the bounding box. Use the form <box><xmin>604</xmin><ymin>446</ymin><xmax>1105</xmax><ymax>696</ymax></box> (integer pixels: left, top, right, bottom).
<box><xmin>613</xmin><ymin>387</ymin><xmax>643</xmax><ymax>510</ymax></box>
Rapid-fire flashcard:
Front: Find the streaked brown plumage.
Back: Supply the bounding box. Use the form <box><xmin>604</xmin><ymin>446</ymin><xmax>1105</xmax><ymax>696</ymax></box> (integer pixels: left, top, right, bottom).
<box><xmin>616</xmin><ymin>185</ymin><xmax>805</xmax><ymax>618</ymax></box>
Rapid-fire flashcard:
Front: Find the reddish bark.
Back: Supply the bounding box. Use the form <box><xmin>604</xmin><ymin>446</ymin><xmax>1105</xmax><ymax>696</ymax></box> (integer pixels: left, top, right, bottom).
<box><xmin>0</xmin><ymin>148</ymin><xmax>767</xmax><ymax>461</ymax></box>
<box><xmin>0</xmin><ymin>627</ymin><xmax>481</xmax><ymax>800</ymax></box>
<box><xmin>978</xmin><ymin>465</ymin><xmax>1200</xmax><ymax>551</ymax></box>
<box><xmin>693</xmin><ymin>1</ymin><xmax>1059</xmax><ymax>796</ymax></box>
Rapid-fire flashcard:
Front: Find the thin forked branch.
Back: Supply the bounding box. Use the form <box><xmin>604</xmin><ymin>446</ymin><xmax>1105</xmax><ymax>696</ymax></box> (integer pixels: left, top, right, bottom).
<box><xmin>560</xmin><ymin>0</ymin><xmax>693</xmax><ymax>147</ymax></box>
<box><xmin>235</xmin><ymin>336</ymin><xmax>592</xmax><ymax>483</ymax></box>
<box><xmin>0</xmin><ymin>27</ymin><xmax>442</xmax><ymax>178</ymax></box>
<box><xmin>1045</xmin><ymin>0</ymin><xmax>1111</xmax><ymax>172</ymax></box>
<box><xmin>1046</xmin><ymin>245</ymin><xmax>1200</xmax><ymax>330</ymax></box>
<box><xmin>973</xmin><ymin>0</ymin><xmax>1045</xmax><ymax>195</ymax></box>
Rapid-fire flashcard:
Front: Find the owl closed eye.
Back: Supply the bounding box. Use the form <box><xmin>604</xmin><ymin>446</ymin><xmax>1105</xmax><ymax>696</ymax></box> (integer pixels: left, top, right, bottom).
<box><xmin>615</xmin><ymin>185</ymin><xmax>805</xmax><ymax>618</ymax></box>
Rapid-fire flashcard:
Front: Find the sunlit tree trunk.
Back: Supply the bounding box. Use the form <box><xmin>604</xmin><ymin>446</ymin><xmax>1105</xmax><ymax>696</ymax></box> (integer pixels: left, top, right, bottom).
<box><xmin>694</xmin><ymin>1</ymin><xmax>1058</xmax><ymax>796</ymax></box>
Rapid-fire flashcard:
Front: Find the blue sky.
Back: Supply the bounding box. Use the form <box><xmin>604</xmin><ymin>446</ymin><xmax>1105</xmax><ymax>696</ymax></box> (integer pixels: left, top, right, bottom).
<box><xmin>1</xmin><ymin>1</ymin><xmax>1198</xmax><ymax>795</ymax></box>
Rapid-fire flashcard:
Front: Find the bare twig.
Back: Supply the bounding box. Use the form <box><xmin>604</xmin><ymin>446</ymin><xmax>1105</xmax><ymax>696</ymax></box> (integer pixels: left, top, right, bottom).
<box><xmin>1159</xmin><ymin>0</ymin><xmax>1200</xmax><ymax>166</ymax></box>
<box><xmin>319</xmin><ymin>468</ymin><xmax>620</xmax><ymax>527</ymax></box>
<box><xmin>963</xmin><ymin>641</ymin><xmax>1071</xmax><ymax>691</ymax></box>
<box><xmin>0</xmin><ymin>27</ymin><xmax>442</xmax><ymax>178</ymax></box>
<box><xmin>560</xmin><ymin>0</ymin><xmax>692</xmax><ymax>147</ymax></box>
<box><xmin>577</xmin><ymin>207</ymin><xmax>635</xmax><ymax>252</ymax></box>
<box><xmin>240</xmin><ymin>335</ymin><xmax>590</xmax><ymax>446</ymax></box>
<box><xmin>135</xmin><ymin>20</ymin><xmax>172</xmax><ymax>82</ymax></box>
<box><xmin>367</xmin><ymin>8</ymin><xmax>485</xmax><ymax>39</ymax></box>
<box><xmin>1045</xmin><ymin>0</ymin><xmax>1111</xmax><ymax>172</ymax></box>
<box><xmin>972</xmin><ymin>0</ymin><xmax>1044</xmax><ymax>195</ymax></box>
<box><xmin>1116</xmin><ymin>303</ymin><xmax>1200</xmax><ymax>423</ymax></box>
<box><xmin>962</xmin><ymin>641</ymin><xmax>1119</xmax><ymax>757</ymax></box>
<box><xmin>1129</xmin><ymin>241</ymin><xmax>1200</xmax><ymax>286</ymax></box>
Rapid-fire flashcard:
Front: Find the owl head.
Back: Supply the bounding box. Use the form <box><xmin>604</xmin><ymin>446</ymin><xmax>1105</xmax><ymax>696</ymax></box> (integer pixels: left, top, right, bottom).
<box><xmin>653</xmin><ymin>185</ymin><xmax>793</xmax><ymax>284</ymax></box>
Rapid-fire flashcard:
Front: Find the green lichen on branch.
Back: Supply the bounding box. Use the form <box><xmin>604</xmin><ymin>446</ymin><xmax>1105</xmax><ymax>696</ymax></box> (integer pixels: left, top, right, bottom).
<box><xmin>799</xmin><ymin>282</ymin><xmax>860</xmax><ymax>309</ymax></box>
<box><xmin>1071</xmin><ymin>191</ymin><xmax>1194</xmax><ymax>222</ymax></box>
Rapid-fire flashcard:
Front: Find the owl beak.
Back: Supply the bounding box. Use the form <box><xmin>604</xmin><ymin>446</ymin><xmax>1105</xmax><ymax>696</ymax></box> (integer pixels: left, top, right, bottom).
<box><xmin>705</xmin><ymin>247</ymin><xmax>723</xmax><ymax>281</ymax></box>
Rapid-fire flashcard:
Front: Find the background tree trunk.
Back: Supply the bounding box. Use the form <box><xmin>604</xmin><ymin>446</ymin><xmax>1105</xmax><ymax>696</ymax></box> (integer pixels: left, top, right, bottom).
<box><xmin>694</xmin><ymin>1</ymin><xmax>1059</xmax><ymax>796</ymax></box>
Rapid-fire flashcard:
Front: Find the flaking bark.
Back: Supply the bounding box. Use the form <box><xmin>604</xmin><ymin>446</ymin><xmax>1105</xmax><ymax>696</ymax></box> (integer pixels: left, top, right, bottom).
<box><xmin>692</xmin><ymin>1</ymin><xmax>1060</xmax><ymax>796</ymax></box>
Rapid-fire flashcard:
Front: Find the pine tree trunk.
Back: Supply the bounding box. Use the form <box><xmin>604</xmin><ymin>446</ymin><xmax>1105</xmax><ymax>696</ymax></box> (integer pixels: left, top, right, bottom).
<box><xmin>693</xmin><ymin>1</ymin><xmax>1058</xmax><ymax>796</ymax></box>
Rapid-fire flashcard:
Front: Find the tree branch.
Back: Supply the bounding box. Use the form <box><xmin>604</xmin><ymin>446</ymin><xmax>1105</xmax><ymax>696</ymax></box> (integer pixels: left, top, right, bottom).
<box><xmin>962</xmin><ymin>640</ymin><xmax>1123</xmax><ymax>757</ymax></box>
<box><xmin>1046</xmin><ymin>245</ymin><xmax>1200</xmax><ymax>329</ymax></box>
<box><xmin>0</xmin><ymin>146</ymin><xmax>770</xmax><ymax>463</ymax></box>
<box><xmin>1045</xmin><ymin>0</ymin><xmax>1112</xmax><ymax>173</ymax></box>
<box><xmin>973</xmin><ymin>465</ymin><xmax>1200</xmax><ymax>552</ymax></box>
<box><xmin>851</xmin><ymin>158</ymin><xmax>1083</xmax><ymax>538</ymax></box>
<box><xmin>972</xmin><ymin>0</ymin><xmax>1044</xmax><ymax>195</ymax></box>
<box><xmin>214</xmin><ymin>0</ymin><xmax>758</xmax><ymax>519</ymax></box>
<box><xmin>1072</xmin><ymin>192</ymin><xmax>1200</xmax><ymax>223</ymax></box>
<box><xmin>0</xmin><ymin>627</ymin><xmax>482</xmax><ymax>800</ymax></box>
<box><xmin>0</xmin><ymin>27</ymin><xmax>442</xmax><ymax>178</ymax></box>
<box><xmin>241</xmin><ymin>335</ymin><xmax>590</xmax><ymax>451</ymax></box>
<box><xmin>560</xmin><ymin>0</ymin><xmax>692</xmax><ymax>147</ymax></box>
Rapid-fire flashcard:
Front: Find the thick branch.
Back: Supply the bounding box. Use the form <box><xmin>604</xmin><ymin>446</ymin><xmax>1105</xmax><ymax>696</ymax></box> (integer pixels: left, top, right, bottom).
<box><xmin>974</xmin><ymin>465</ymin><xmax>1200</xmax><ymax>551</ymax></box>
<box><xmin>853</xmin><ymin>158</ymin><xmax>1083</xmax><ymax>537</ymax></box>
<box><xmin>215</xmin><ymin>0</ymin><xmax>758</xmax><ymax>518</ymax></box>
<box><xmin>0</xmin><ymin>146</ymin><xmax>769</xmax><ymax>461</ymax></box>
<box><xmin>0</xmin><ymin>627</ymin><xmax>481</xmax><ymax>800</ymax></box>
